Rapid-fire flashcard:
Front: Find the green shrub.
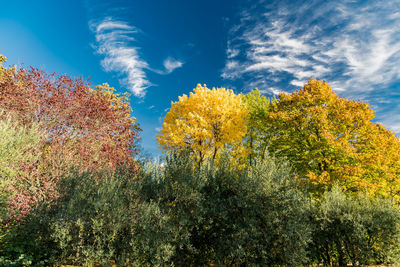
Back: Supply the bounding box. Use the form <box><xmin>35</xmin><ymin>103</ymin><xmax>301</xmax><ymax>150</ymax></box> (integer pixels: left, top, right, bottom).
<box><xmin>0</xmin><ymin>189</ymin><xmax>58</xmax><ymax>266</ymax></box>
<box><xmin>4</xmin><ymin>151</ymin><xmax>399</xmax><ymax>266</ymax></box>
<box><xmin>0</xmin><ymin>110</ymin><xmax>46</xmax><ymax>266</ymax></box>
<box><xmin>1</xmin><ymin>152</ymin><xmax>311</xmax><ymax>266</ymax></box>
<box><xmin>308</xmin><ymin>185</ymin><xmax>400</xmax><ymax>266</ymax></box>
<box><xmin>0</xmin><ymin>166</ymin><xmax>175</xmax><ymax>266</ymax></box>
<box><xmin>140</xmin><ymin>152</ymin><xmax>311</xmax><ymax>265</ymax></box>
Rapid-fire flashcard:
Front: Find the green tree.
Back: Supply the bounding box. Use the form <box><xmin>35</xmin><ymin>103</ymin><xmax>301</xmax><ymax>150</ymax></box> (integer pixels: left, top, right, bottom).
<box><xmin>241</xmin><ymin>89</ymin><xmax>273</xmax><ymax>166</ymax></box>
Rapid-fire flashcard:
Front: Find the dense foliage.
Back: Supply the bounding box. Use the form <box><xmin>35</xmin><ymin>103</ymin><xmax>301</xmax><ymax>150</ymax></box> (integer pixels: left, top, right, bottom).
<box><xmin>0</xmin><ymin>55</ymin><xmax>140</xmax><ymax>219</ymax></box>
<box><xmin>264</xmin><ymin>78</ymin><xmax>400</xmax><ymax>197</ymax></box>
<box><xmin>1</xmin><ymin>153</ymin><xmax>311</xmax><ymax>266</ymax></box>
<box><xmin>146</xmin><ymin>152</ymin><xmax>310</xmax><ymax>266</ymax></box>
<box><xmin>157</xmin><ymin>84</ymin><xmax>248</xmax><ymax>167</ymax></box>
<box><xmin>240</xmin><ymin>89</ymin><xmax>273</xmax><ymax>166</ymax></box>
<box><xmin>309</xmin><ymin>186</ymin><xmax>400</xmax><ymax>265</ymax></box>
<box><xmin>2</xmin><ymin>52</ymin><xmax>400</xmax><ymax>266</ymax></box>
<box><xmin>2</xmin><ymin>153</ymin><xmax>399</xmax><ymax>266</ymax></box>
<box><xmin>0</xmin><ymin>111</ymin><xmax>44</xmax><ymax>221</ymax></box>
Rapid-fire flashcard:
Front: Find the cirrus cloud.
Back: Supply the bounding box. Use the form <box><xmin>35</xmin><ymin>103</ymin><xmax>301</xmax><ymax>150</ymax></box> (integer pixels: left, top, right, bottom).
<box><xmin>91</xmin><ymin>17</ymin><xmax>151</xmax><ymax>97</ymax></box>
<box><xmin>90</xmin><ymin>17</ymin><xmax>185</xmax><ymax>98</ymax></box>
<box><xmin>223</xmin><ymin>0</ymin><xmax>400</xmax><ymax>93</ymax></box>
<box><xmin>223</xmin><ymin>0</ymin><xmax>400</xmax><ymax>133</ymax></box>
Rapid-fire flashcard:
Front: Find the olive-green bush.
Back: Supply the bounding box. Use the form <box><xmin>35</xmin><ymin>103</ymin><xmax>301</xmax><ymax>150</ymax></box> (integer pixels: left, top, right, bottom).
<box><xmin>308</xmin><ymin>185</ymin><xmax>400</xmax><ymax>266</ymax></box>
<box><xmin>0</xmin><ymin>166</ymin><xmax>173</xmax><ymax>266</ymax></box>
<box><xmin>143</xmin><ymin>152</ymin><xmax>311</xmax><ymax>266</ymax></box>
<box><xmin>1</xmin><ymin>152</ymin><xmax>311</xmax><ymax>265</ymax></box>
<box><xmin>2</xmin><ymin>152</ymin><xmax>400</xmax><ymax>266</ymax></box>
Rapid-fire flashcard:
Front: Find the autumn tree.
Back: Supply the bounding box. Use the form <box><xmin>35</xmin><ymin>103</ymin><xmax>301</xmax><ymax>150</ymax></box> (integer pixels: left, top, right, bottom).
<box><xmin>157</xmin><ymin>84</ymin><xmax>247</xmax><ymax>167</ymax></box>
<box><xmin>241</xmin><ymin>89</ymin><xmax>274</xmax><ymax>166</ymax></box>
<box><xmin>361</xmin><ymin>123</ymin><xmax>400</xmax><ymax>200</ymax></box>
<box><xmin>0</xmin><ymin>54</ymin><xmax>140</xmax><ymax>217</ymax></box>
<box><xmin>265</xmin><ymin>78</ymin><xmax>400</xmax><ymax>197</ymax></box>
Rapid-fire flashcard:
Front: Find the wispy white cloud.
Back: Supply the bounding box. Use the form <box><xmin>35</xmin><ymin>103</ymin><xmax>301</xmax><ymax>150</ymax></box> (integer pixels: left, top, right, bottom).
<box><xmin>163</xmin><ymin>57</ymin><xmax>183</xmax><ymax>74</ymax></box>
<box><xmin>96</xmin><ymin>20</ymin><xmax>133</xmax><ymax>32</ymax></box>
<box><xmin>290</xmin><ymin>80</ymin><xmax>305</xmax><ymax>87</ymax></box>
<box><xmin>227</xmin><ymin>47</ymin><xmax>240</xmax><ymax>59</ymax></box>
<box><xmin>223</xmin><ymin>0</ymin><xmax>400</xmax><ymax>95</ymax></box>
<box><xmin>149</xmin><ymin>56</ymin><xmax>184</xmax><ymax>75</ymax></box>
<box><xmin>91</xmin><ymin>17</ymin><xmax>150</xmax><ymax>97</ymax></box>
<box><xmin>91</xmin><ymin>17</ymin><xmax>184</xmax><ymax>97</ymax></box>
<box><xmin>223</xmin><ymin>0</ymin><xmax>400</xmax><ymax>133</ymax></box>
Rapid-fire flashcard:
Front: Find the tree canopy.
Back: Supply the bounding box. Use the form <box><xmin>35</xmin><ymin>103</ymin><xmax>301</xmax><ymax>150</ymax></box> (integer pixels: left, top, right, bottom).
<box><xmin>264</xmin><ymin>78</ymin><xmax>400</xmax><ymax>197</ymax></box>
<box><xmin>0</xmin><ymin>54</ymin><xmax>140</xmax><ymax>218</ymax></box>
<box><xmin>157</xmin><ymin>84</ymin><xmax>247</xmax><ymax>166</ymax></box>
<box><xmin>241</xmin><ymin>89</ymin><xmax>273</xmax><ymax>166</ymax></box>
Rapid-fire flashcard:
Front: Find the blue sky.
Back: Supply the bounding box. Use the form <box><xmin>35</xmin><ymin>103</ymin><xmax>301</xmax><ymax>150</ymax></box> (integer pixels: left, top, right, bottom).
<box><xmin>1</xmin><ymin>0</ymin><xmax>400</xmax><ymax>157</ymax></box>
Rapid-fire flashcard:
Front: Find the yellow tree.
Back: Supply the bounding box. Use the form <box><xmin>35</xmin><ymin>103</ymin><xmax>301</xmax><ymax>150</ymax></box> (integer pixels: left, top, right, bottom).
<box><xmin>361</xmin><ymin>123</ymin><xmax>400</xmax><ymax>200</ymax></box>
<box><xmin>157</xmin><ymin>84</ymin><xmax>247</xmax><ymax>167</ymax></box>
<box><xmin>266</xmin><ymin>78</ymin><xmax>400</xmax><ymax>197</ymax></box>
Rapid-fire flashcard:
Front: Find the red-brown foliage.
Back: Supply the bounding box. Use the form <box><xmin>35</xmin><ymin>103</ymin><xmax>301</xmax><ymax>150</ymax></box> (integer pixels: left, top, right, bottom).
<box><xmin>0</xmin><ymin>55</ymin><xmax>140</xmax><ymax>219</ymax></box>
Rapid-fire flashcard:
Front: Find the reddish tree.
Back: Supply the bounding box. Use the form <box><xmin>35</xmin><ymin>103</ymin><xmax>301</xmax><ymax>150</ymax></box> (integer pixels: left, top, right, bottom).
<box><xmin>0</xmin><ymin>55</ymin><xmax>140</xmax><ymax>218</ymax></box>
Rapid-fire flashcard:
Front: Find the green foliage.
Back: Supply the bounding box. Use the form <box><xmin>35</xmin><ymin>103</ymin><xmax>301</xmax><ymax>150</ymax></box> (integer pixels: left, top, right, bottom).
<box><xmin>241</xmin><ymin>89</ymin><xmax>273</xmax><ymax>166</ymax></box>
<box><xmin>0</xmin><ymin>110</ymin><xmax>43</xmax><ymax>222</ymax></box>
<box><xmin>140</xmin><ymin>151</ymin><xmax>311</xmax><ymax>265</ymax></box>
<box><xmin>308</xmin><ymin>185</ymin><xmax>400</xmax><ymax>266</ymax></box>
<box><xmin>0</xmin><ymin>111</ymin><xmax>42</xmax><ymax>177</ymax></box>
<box><xmin>49</xmin><ymin>169</ymin><xmax>138</xmax><ymax>266</ymax></box>
<box><xmin>1</xmin><ymin>166</ymin><xmax>174</xmax><ymax>266</ymax></box>
<box><xmin>2</xmin><ymin>151</ymin><xmax>400</xmax><ymax>266</ymax></box>
<box><xmin>1</xmin><ymin>152</ymin><xmax>312</xmax><ymax>266</ymax></box>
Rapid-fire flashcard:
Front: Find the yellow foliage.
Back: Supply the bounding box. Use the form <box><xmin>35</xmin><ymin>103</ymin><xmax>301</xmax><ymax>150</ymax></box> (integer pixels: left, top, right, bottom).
<box><xmin>266</xmin><ymin>78</ymin><xmax>400</xmax><ymax>199</ymax></box>
<box><xmin>360</xmin><ymin>123</ymin><xmax>400</xmax><ymax>200</ymax></box>
<box><xmin>0</xmin><ymin>55</ymin><xmax>17</xmax><ymax>96</ymax></box>
<box><xmin>92</xmin><ymin>83</ymin><xmax>133</xmax><ymax>120</ymax></box>
<box><xmin>157</xmin><ymin>84</ymin><xmax>248</xmax><ymax>166</ymax></box>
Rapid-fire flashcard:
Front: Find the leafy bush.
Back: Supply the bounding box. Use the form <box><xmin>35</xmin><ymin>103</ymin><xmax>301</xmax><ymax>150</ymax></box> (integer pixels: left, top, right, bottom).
<box><xmin>0</xmin><ymin>110</ymin><xmax>44</xmax><ymax>221</ymax></box>
<box><xmin>1</xmin><ymin>54</ymin><xmax>141</xmax><ymax>219</ymax></box>
<box><xmin>1</xmin><ymin>152</ymin><xmax>311</xmax><ymax>266</ymax></box>
<box><xmin>3</xmin><ymin>151</ymin><xmax>400</xmax><ymax>266</ymax></box>
<box><xmin>308</xmin><ymin>185</ymin><xmax>400</xmax><ymax>266</ymax></box>
<box><xmin>140</xmin><ymin>152</ymin><xmax>311</xmax><ymax>265</ymax></box>
<box><xmin>0</xmin><ymin>166</ymin><xmax>175</xmax><ymax>266</ymax></box>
